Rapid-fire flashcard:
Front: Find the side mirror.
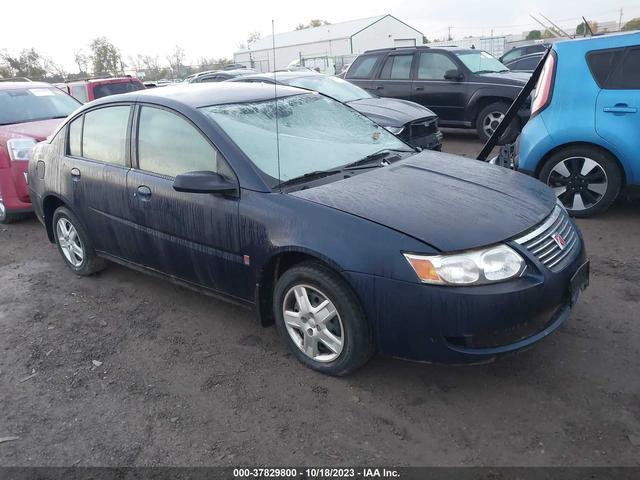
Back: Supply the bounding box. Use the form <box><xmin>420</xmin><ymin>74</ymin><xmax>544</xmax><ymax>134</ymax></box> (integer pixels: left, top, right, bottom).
<box><xmin>173</xmin><ymin>171</ymin><xmax>238</xmax><ymax>196</ymax></box>
<box><xmin>444</xmin><ymin>69</ymin><xmax>463</xmax><ymax>81</ymax></box>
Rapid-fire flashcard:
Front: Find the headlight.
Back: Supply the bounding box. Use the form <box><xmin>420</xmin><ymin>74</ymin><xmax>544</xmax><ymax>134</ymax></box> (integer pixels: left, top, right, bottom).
<box><xmin>7</xmin><ymin>138</ymin><xmax>37</xmax><ymax>161</ymax></box>
<box><xmin>403</xmin><ymin>244</ymin><xmax>525</xmax><ymax>286</ymax></box>
<box><xmin>384</xmin><ymin>125</ymin><xmax>405</xmax><ymax>135</ymax></box>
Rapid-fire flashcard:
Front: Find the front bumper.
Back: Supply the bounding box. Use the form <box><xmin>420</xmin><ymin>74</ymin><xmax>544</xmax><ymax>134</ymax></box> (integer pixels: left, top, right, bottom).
<box><xmin>399</xmin><ymin>118</ymin><xmax>443</xmax><ymax>151</ymax></box>
<box><xmin>344</xmin><ymin>232</ymin><xmax>587</xmax><ymax>364</ymax></box>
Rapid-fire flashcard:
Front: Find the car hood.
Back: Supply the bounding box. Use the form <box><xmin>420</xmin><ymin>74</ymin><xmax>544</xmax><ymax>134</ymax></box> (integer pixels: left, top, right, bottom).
<box><xmin>347</xmin><ymin>97</ymin><xmax>436</xmax><ymax>128</ymax></box>
<box><xmin>0</xmin><ymin>118</ymin><xmax>65</xmax><ymax>142</ymax></box>
<box><xmin>291</xmin><ymin>151</ymin><xmax>555</xmax><ymax>252</ymax></box>
<box><xmin>477</xmin><ymin>70</ymin><xmax>531</xmax><ymax>85</ymax></box>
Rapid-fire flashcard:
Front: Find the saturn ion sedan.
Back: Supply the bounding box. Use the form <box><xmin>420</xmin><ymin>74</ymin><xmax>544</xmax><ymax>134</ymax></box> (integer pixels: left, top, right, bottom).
<box><xmin>28</xmin><ymin>83</ymin><xmax>589</xmax><ymax>375</ymax></box>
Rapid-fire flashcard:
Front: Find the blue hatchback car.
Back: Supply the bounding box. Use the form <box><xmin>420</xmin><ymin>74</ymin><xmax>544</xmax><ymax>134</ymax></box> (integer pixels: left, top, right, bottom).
<box><xmin>518</xmin><ymin>32</ymin><xmax>640</xmax><ymax>217</ymax></box>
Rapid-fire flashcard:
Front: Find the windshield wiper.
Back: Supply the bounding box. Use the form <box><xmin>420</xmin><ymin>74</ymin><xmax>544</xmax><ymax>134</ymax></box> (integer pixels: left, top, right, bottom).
<box><xmin>342</xmin><ymin>148</ymin><xmax>414</xmax><ymax>170</ymax></box>
<box><xmin>277</xmin><ymin>169</ymin><xmax>342</xmax><ymax>188</ymax></box>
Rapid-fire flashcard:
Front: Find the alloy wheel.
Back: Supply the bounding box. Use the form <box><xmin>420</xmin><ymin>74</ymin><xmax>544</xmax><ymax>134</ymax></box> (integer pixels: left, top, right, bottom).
<box><xmin>547</xmin><ymin>157</ymin><xmax>608</xmax><ymax>211</ymax></box>
<box><xmin>56</xmin><ymin>217</ymin><xmax>85</xmax><ymax>267</ymax></box>
<box><xmin>282</xmin><ymin>284</ymin><xmax>344</xmax><ymax>363</ymax></box>
<box><xmin>482</xmin><ymin>111</ymin><xmax>505</xmax><ymax>138</ymax></box>
<box><xmin>0</xmin><ymin>199</ymin><xmax>5</xmax><ymax>222</ymax></box>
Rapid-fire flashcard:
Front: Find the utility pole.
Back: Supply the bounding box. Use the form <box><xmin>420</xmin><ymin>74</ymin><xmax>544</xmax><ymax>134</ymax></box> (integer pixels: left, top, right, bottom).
<box><xmin>619</xmin><ymin>8</ymin><xmax>624</xmax><ymax>30</ymax></box>
<box><xmin>447</xmin><ymin>26</ymin><xmax>453</xmax><ymax>41</ymax></box>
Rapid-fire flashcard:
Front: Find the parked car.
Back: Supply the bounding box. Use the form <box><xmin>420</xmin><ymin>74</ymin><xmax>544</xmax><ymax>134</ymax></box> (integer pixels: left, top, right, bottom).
<box><xmin>504</xmin><ymin>52</ymin><xmax>545</xmax><ymax>72</ymax></box>
<box><xmin>183</xmin><ymin>70</ymin><xmax>219</xmax><ymax>83</ymax></box>
<box><xmin>0</xmin><ymin>82</ymin><xmax>80</xmax><ymax>223</ymax></box>
<box><xmin>500</xmin><ymin>43</ymin><xmax>550</xmax><ymax>64</ymax></box>
<box><xmin>28</xmin><ymin>83</ymin><xmax>588</xmax><ymax>375</ymax></box>
<box><xmin>517</xmin><ymin>32</ymin><xmax>640</xmax><ymax>217</ymax></box>
<box><xmin>231</xmin><ymin>72</ymin><xmax>442</xmax><ymax>150</ymax></box>
<box><xmin>188</xmin><ymin>69</ymin><xmax>256</xmax><ymax>83</ymax></box>
<box><xmin>64</xmin><ymin>76</ymin><xmax>145</xmax><ymax>103</ymax></box>
<box><xmin>345</xmin><ymin>46</ymin><xmax>531</xmax><ymax>143</ymax></box>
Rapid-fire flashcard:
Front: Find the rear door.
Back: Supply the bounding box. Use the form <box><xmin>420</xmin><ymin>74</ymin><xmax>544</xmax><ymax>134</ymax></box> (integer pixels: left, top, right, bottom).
<box><xmin>411</xmin><ymin>51</ymin><xmax>468</xmax><ymax>122</ymax></box>
<box><xmin>371</xmin><ymin>52</ymin><xmax>415</xmax><ymax>101</ymax></box>
<box><xmin>593</xmin><ymin>46</ymin><xmax>640</xmax><ymax>181</ymax></box>
<box><xmin>126</xmin><ymin>104</ymin><xmax>243</xmax><ymax>295</ymax></box>
<box><xmin>344</xmin><ymin>53</ymin><xmax>385</xmax><ymax>92</ymax></box>
<box><xmin>64</xmin><ymin>104</ymin><xmax>134</xmax><ymax>259</ymax></box>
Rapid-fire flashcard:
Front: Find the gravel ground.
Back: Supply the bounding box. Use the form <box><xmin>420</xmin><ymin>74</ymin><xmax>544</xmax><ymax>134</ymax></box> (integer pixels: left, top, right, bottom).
<box><xmin>1</xmin><ymin>131</ymin><xmax>639</xmax><ymax>467</ymax></box>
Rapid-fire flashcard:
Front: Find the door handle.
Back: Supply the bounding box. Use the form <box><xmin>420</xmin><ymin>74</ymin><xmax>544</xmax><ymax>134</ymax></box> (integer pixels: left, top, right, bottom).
<box><xmin>603</xmin><ymin>104</ymin><xmax>637</xmax><ymax>114</ymax></box>
<box><xmin>70</xmin><ymin>168</ymin><xmax>81</xmax><ymax>180</ymax></box>
<box><xmin>135</xmin><ymin>185</ymin><xmax>152</xmax><ymax>200</ymax></box>
<box><xmin>415</xmin><ymin>86</ymin><xmax>424</xmax><ymax>91</ymax></box>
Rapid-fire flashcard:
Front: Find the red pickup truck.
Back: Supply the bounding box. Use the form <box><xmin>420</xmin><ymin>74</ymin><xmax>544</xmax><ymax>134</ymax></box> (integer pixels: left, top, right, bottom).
<box><xmin>60</xmin><ymin>76</ymin><xmax>145</xmax><ymax>103</ymax></box>
<box><xmin>0</xmin><ymin>81</ymin><xmax>80</xmax><ymax>223</ymax></box>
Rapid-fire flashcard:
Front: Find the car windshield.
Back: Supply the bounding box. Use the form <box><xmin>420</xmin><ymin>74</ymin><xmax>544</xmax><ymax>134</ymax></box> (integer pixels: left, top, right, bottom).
<box><xmin>93</xmin><ymin>81</ymin><xmax>145</xmax><ymax>99</ymax></box>
<box><xmin>200</xmin><ymin>93</ymin><xmax>410</xmax><ymax>186</ymax></box>
<box><xmin>284</xmin><ymin>76</ymin><xmax>373</xmax><ymax>103</ymax></box>
<box><xmin>0</xmin><ymin>87</ymin><xmax>80</xmax><ymax>125</ymax></box>
<box><xmin>454</xmin><ymin>51</ymin><xmax>509</xmax><ymax>73</ymax></box>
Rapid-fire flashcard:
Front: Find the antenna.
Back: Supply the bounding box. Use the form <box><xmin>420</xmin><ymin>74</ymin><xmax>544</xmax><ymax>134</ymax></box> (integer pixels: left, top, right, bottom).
<box><xmin>272</xmin><ymin>19</ymin><xmax>281</xmax><ymax>191</ymax></box>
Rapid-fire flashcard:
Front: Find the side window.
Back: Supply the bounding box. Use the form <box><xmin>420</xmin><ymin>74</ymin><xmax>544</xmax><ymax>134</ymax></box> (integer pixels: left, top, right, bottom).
<box><xmin>608</xmin><ymin>47</ymin><xmax>640</xmax><ymax>89</ymax></box>
<box><xmin>137</xmin><ymin>106</ymin><xmax>218</xmax><ymax>177</ymax></box>
<box><xmin>379</xmin><ymin>54</ymin><xmax>413</xmax><ymax>80</ymax></box>
<box><xmin>510</xmin><ymin>56</ymin><xmax>540</xmax><ymax>71</ymax></box>
<box><xmin>70</xmin><ymin>85</ymin><xmax>88</xmax><ymax>103</ymax></box>
<box><xmin>68</xmin><ymin>116</ymin><xmax>83</xmax><ymax>156</ymax></box>
<box><xmin>82</xmin><ymin>106</ymin><xmax>130</xmax><ymax>166</ymax></box>
<box><xmin>501</xmin><ymin>49</ymin><xmax>521</xmax><ymax>64</ymax></box>
<box><xmin>347</xmin><ymin>54</ymin><xmax>382</xmax><ymax>79</ymax></box>
<box><xmin>417</xmin><ymin>52</ymin><xmax>458</xmax><ymax>80</ymax></box>
<box><xmin>587</xmin><ymin>48</ymin><xmax>626</xmax><ymax>88</ymax></box>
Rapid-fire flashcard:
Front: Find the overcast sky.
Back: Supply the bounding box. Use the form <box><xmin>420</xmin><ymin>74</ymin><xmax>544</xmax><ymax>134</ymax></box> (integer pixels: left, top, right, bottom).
<box><xmin>2</xmin><ymin>0</ymin><xmax>639</xmax><ymax>71</ymax></box>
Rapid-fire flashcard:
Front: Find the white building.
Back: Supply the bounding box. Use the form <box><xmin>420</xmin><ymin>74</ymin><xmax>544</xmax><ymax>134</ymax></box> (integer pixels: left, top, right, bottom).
<box><xmin>233</xmin><ymin>14</ymin><xmax>423</xmax><ymax>74</ymax></box>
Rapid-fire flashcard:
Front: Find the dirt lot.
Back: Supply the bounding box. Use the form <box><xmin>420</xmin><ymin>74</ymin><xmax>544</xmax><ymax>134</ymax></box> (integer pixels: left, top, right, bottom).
<box><xmin>1</xmin><ymin>130</ymin><xmax>639</xmax><ymax>467</ymax></box>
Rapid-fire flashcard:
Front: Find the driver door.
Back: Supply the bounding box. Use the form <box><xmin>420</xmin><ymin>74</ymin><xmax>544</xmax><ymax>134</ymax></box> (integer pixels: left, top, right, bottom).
<box><xmin>126</xmin><ymin>104</ymin><xmax>243</xmax><ymax>295</ymax></box>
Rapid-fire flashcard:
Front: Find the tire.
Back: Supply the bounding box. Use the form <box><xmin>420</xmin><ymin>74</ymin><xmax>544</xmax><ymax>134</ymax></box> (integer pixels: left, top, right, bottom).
<box><xmin>273</xmin><ymin>261</ymin><xmax>374</xmax><ymax>376</ymax></box>
<box><xmin>52</xmin><ymin>206</ymin><xmax>107</xmax><ymax>275</ymax></box>
<box><xmin>539</xmin><ymin>146</ymin><xmax>622</xmax><ymax>218</ymax></box>
<box><xmin>475</xmin><ymin>102</ymin><xmax>519</xmax><ymax>144</ymax></box>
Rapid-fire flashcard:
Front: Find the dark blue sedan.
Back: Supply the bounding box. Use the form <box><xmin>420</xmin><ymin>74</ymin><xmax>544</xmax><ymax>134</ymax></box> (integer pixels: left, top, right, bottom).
<box><xmin>28</xmin><ymin>83</ymin><xmax>589</xmax><ymax>375</ymax></box>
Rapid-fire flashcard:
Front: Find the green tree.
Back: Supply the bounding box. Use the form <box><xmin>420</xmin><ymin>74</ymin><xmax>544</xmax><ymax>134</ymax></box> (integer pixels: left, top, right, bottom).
<box><xmin>0</xmin><ymin>48</ymin><xmax>47</xmax><ymax>79</ymax></box>
<box><xmin>576</xmin><ymin>21</ymin><xmax>598</xmax><ymax>35</ymax></box>
<box><xmin>74</xmin><ymin>50</ymin><xmax>90</xmax><ymax>74</ymax></box>
<box><xmin>622</xmin><ymin>17</ymin><xmax>640</xmax><ymax>31</ymax></box>
<box><xmin>422</xmin><ymin>36</ymin><xmax>430</xmax><ymax>44</ymax></box>
<box><xmin>526</xmin><ymin>30</ymin><xmax>542</xmax><ymax>40</ymax></box>
<box><xmin>89</xmin><ymin>37</ymin><xmax>123</xmax><ymax>75</ymax></box>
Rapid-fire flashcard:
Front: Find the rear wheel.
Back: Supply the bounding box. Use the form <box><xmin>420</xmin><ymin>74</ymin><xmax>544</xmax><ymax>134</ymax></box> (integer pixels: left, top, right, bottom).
<box><xmin>539</xmin><ymin>146</ymin><xmax>622</xmax><ymax>217</ymax></box>
<box><xmin>475</xmin><ymin>102</ymin><xmax>519</xmax><ymax>144</ymax></box>
<box><xmin>273</xmin><ymin>262</ymin><xmax>374</xmax><ymax>376</ymax></box>
<box><xmin>52</xmin><ymin>206</ymin><xmax>107</xmax><ymax>275</ymax></box>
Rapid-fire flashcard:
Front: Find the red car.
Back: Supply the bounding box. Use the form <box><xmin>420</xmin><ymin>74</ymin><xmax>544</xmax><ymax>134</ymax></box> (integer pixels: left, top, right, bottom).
<box><xmin>0</xmin><ymin>81</ymin><xmax>80</xmax><ymax>223</ymax></box>
<box><xmin>63</xmin><ymin>76</ymin><xmax>145</xmax><ymax>103</ymax></box>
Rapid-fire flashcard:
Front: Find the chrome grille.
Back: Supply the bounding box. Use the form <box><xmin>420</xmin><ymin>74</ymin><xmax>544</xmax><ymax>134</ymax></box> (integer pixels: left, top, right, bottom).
<box><xmin>515</xmin><ymin>206</ymin><xmax>580</xmax><ymax>272</ymax></box>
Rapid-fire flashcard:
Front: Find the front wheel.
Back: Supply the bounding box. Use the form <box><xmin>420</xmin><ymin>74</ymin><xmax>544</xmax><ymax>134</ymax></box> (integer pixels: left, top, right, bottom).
<box><xmin>475</xmin><ymin>102</ymin><xmax>519</xmax><ymax>144</ymax></box>
<box><xmin>273</xmin><ymin>262</ymin><xmax>374</xmax><ymax>376</ymax></box>
<box><xmin>539</xmin><ymin>146</ymin><xmax>622</xmax><ymax>217</ymax></box>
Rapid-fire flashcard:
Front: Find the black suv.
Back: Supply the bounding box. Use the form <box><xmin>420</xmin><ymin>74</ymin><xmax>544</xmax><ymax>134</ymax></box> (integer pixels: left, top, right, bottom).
<box><xmin>345</xmin><ymin>46</ymin><xmax>531</xmax><ymax>143</ymax></box>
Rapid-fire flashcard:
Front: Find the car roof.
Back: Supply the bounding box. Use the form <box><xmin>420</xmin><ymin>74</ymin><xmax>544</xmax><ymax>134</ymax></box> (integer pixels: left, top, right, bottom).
<box><xmin>88</xmin><ymin>82</ymin><xmax>308</xmax><ymax>109</ymax></box>
<box><xmin>66</xmin><ymin>77</ymin><xmax>141</xmax><ymax>85</ymax></box>
<box><xmin>0</xmin><ymin>81</ymin><xmax>53</xmax><ymax>90</ymax></box>
<box><xmin>235</xmin><ymin>71</ymin><xmax>320</xmax><ymax>82</ymax></box>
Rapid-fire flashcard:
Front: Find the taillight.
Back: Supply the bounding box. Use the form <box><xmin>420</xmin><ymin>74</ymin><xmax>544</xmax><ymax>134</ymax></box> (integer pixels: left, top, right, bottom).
<box><xmin>531</xmin><ymin>51</ymin><xmax>556</xmax><ymax>116</ymax></box>
<box><xmin>7</xmin><ymin>138</ymin><xmax>37</xmax><ymax>162</ymax></box>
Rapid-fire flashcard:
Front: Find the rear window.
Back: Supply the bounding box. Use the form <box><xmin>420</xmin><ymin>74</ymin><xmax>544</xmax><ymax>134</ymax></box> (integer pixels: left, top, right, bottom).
<box><xmin>93</xmin><ymin>81</ymin><xmax>145</xmax><ymax>99</ymax></box>
<box><xmin>347</xmin><ymin>54</ymin><xmax>382</xmax><ymax>79</ymax></box>
<box><xmin>0</xmin><ymin>87</ymin><xmax>79</xmax><ymax>126</ymax></box>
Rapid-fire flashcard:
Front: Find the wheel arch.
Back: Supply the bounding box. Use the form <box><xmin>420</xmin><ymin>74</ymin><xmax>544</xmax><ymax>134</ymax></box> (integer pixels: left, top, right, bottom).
<box><xmin>254</xmin><ymin>247</ymin><xmax>347</xmax><ymax>327</ymax></box>
<box><xmin>535</xmin><ymin>141</ymin><xmax>627</xmax><ymax>187</ymax></box>
<box><xmin>42</xmin><ymin>193</ymin><xmax>69</xmax><ymax>243</ymax></box>
<box><xmin>468</xmin><ymin>94</ymin><xmax>517</xmax><ymax>125</ymax></box>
